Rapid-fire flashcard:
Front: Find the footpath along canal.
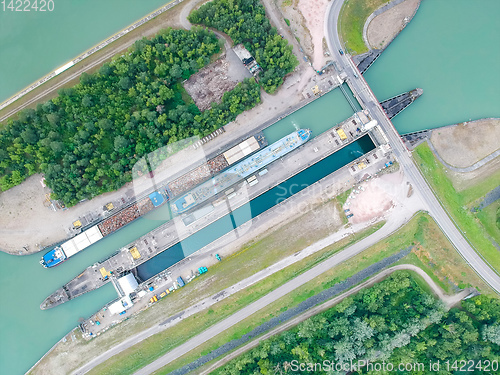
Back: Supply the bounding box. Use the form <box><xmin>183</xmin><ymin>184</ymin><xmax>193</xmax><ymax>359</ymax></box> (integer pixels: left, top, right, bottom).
<box><xmin>0</xmin><ymin>0</ymin><xmax>499</xmax><ymax>373</ymax></box>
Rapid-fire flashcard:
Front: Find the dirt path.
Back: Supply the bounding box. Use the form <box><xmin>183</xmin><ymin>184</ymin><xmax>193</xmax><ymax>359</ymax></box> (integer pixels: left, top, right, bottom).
<box><xmin>298</xmin><ymin>0</ymin><xmax>329</xmax><ymax>68</ymax></box>
<box><xmin>199</xmin><ymin>264</ymin><xmax>474</xmax><ymax>375</ymax></box>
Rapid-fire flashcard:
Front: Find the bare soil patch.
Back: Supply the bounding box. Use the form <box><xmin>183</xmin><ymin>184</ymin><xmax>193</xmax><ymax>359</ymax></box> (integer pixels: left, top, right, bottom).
<box><xmin>184</xmin><ymin>50</ymin><xmax>249</xmax><ymax>111</ymax></box>
<box><xmin>430</xmin><ymin>118</ymin><xmax>500</xmax><ymax>168</ymax></box>
<box><xmin>0</xmin><ymin>174</ymin><xmax>136</xmax><ymax>254</ymax></box>
<box><xmin>367</xmin><ymin>0</ymin><xmax>420</xmax><ymax>49</ymax></box>
<box><xmin>278</xmin><ymin>0</ymin><xmax>314</xmax><ymax>61</ymax></box>
<box><xmin>297</xmin><ymin>0</ymin><xmax>329</xmax><ymax>67</ymax></box>
<box><xmin>345</xmin><ymin>171</ymin><xmax>408</xmax><ymax>225</ymax></box>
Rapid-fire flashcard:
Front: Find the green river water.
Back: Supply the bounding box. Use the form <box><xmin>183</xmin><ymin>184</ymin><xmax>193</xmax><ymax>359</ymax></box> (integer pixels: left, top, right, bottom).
<box><xmin>0</xmin><ymin>0</ymin><xmax>499</xmax><ymax>373</ymax></box>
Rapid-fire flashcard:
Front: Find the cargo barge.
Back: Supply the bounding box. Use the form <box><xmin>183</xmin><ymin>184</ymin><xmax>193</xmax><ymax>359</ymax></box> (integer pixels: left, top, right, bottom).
<box><xmin>172</xmin><ymin>129</ymin><xmax>311</xmax><ymax>214</ymax></box>
<box><xmin>40</xmin><ymin>192</ymin><xmax>165</xmax><ymax>268</ymax></box>
<box><xmin>40</xmin><ymin>130</ymin><xmax>310</xmax><ymax>309</ymax></box>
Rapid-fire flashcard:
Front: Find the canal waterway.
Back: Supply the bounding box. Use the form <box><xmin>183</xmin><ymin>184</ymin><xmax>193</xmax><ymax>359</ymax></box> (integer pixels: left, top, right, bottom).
<box><xmin>137</xmin><ymin>134</ymin><xmax>375</xmax><ymax>280</ymax></box>
<box><xmin>0</xmin><ymin>0</ymin><xmax>499</xmax><ymax>373</ymax></box>
<box><xmin>364</xmin><ymin>0</ymin><xmax>500</xmax><ymax>134</ymax></box>
<box><xmin>0</xmin><ymin>0</ymin><xmax>174</xmax><ymax>104</ymax></box>
<box><xmin>0</xmin><ymin>88</ymin><xmax>355</xmax><ymax>375</ymax></box>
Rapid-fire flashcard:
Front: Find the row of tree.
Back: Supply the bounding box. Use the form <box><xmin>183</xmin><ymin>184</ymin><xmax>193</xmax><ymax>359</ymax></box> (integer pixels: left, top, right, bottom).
<box><xmin>367</xmin><ymin>294</ymin><xmax>500</xmax><ymax>374</ymax></box>
<box><xmin>0</xmin><ymin>27</ymin><xmax>261</xmax><ymax>205</ymax></box>
<box><xmin>215</xmin><ymin>273</ymin><xmax>500</xmax><ymax>374</ymax></box>
<box><xmin>188</xmin><ymin>0</ymin><xmax>299</xmax><ymax>93</ymax></box>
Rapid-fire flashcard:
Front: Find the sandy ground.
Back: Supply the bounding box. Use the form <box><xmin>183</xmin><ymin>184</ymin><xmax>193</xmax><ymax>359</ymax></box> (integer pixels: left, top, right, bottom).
<box><xmin>279</xmin><ymin>0</ymin><xmax>314</xmax><ymax>62</ymax></box>
<box><xmin>344</xmin><ymin>170</ymin><xmax>410</xmax><ymax>225</ymax></box>
<box><xmin>0</xmin><ymin>174</ymin><xmax>139</xmax><ymax>254</ymax></box>
<box><xmin>298</xmin><ymin>0</ymin><xmax>329</xmax><ymax>67</ymax></box>
<box><xmin>367</xmin><ymin>0</ymin><xmax>421</xmax><ymax>49</ymax></box>
<box><xmin>430</xmin><ymin>118</ymin><xmax>500</xmax><ymax>168</ymax></box>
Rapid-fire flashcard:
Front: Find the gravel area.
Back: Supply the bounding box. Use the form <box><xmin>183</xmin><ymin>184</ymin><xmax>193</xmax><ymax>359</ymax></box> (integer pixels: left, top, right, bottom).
<box><xmin>430</xmin><ymin>118</ymin><xmax>500</xmax><ymax>168</ymax></box>
<box><xmin>367</xmin><ymin>0</ymin><xmax>421</xmax><ymax>49</ymax></box>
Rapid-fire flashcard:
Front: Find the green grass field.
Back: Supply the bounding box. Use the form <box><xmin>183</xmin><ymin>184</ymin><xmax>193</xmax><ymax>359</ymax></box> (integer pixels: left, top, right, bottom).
<box><xmin>413</xmin><ymin>143</ymin><xmax>500</xmax><ymax>274</ymax></box>
<box><xmin>154</xmin><ymin>212</ymin><xmax>495</xmax><ymax>374</ymax></box>
<box><xmin>338</xmin><ymin>0</ymin><xmax>390</xmax><ymax>55</ymax></box>
<box><xmin>476</xmin><ymin>200</ymin><xmax>500</xmax><ymax>246</ymax></box>
<box><xmin>86</xmin><ymin>219</ymin><xmax>383</xmax><ymax>375</ymax></box>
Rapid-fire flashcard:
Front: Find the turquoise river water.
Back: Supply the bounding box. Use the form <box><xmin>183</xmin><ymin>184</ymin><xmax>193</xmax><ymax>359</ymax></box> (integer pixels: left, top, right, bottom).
<box><xmin>0</xmin><ymin>0</ymin><xmax>499</xmax><ymax>373</ymax></box>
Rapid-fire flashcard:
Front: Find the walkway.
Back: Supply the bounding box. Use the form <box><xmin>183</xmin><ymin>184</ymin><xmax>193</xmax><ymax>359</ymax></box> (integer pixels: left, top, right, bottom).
<box><xmin>427</xmin><ymin>140</ymin><xmax>500</xmax><ymax>173</ymax></box>
<box><xmin>199</xmin><ymin>264</ymin><xmax>474</xmax><ymax>375</ymax></box>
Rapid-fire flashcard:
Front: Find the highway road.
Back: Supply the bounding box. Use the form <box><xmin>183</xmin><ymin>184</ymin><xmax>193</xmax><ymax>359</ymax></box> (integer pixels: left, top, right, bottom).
<box><xmin>324</xmin><ymin>0</ymin><xmax>500</xmax><ymax>292</ymax></box>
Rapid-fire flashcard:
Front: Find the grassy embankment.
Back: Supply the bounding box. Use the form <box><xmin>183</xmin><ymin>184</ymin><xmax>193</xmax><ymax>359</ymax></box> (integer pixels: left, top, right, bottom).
<box><xmin>477</xmin><ymin>201</ymin><xmax>500</xmax><ymax>245</ymax></box>
<box><xmin>87</xmin><ymin>220</ymin><xmax>383</xmax><ymax>375</ymax></box>
<box><xmin>413</xmin><ymin>143</ymin><xmax>500</xmax><ymax>274</ymax></box>
<box><xmin>338</xmin><ymin>0</ymin><xmax>390</xmax><ymax>55</ymax></box>
<box><xmin>154</xmin><ymin>212</ymin><xmax>495</xmax><ymax>375</ymax></box>
<box><xmin>91</xmin><ymin>210</ymin><xmax>494</xmax><ymax>375</ymax></box>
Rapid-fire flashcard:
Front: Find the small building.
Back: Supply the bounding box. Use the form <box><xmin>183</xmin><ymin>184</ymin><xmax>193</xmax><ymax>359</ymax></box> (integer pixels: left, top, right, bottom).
<box><xmin>233</xmin><ymin>44</ymin><xmax>262</xmax><ymax>76</ymax></box>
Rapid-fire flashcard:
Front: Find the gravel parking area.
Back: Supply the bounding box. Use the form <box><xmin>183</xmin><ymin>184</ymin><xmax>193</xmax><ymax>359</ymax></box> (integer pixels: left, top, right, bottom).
<box><xmin>430</xmin><ymin>118</ymin><xmax>500</xmax><ymax>168</ymax></box>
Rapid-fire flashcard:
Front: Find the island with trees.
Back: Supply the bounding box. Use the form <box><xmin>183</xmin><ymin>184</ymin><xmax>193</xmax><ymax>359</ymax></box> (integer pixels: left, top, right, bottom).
<box><xmin>0</xmin><ymin>27</ymin><xmax>261</xmax><ymax>205</ymax></box>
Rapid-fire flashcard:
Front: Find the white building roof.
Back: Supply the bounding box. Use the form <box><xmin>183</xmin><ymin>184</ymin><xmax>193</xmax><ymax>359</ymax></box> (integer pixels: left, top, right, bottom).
<box><xmin>117</xmin><ymin>273</ymin><xmax>139</xmax><ymax>296</ymax></box>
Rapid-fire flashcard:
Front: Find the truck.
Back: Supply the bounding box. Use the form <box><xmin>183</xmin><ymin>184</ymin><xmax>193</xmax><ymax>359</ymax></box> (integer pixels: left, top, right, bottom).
<box><xmin>177</xmin><ymin>276</ymin><xmax>185</xmax><ymax>287</ymax></box>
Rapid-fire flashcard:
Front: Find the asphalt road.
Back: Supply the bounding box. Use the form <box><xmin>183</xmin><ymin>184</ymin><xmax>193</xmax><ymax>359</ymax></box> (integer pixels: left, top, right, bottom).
<box><xmin>324</xmin><ymin>0</ymin><xmax>500</xmax><ymax>292</ymax></box>
<box><xmin>132</xmin><ymin>213</ymin><xmax>412</xmax><ymax>375</ymax></box>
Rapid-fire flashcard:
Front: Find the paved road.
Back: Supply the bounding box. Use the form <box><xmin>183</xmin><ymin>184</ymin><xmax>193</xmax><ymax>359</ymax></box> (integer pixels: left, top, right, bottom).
<box><xmin>199</xmin><ymin>264</ymin><xmax>474</xmax><ymax>375</ymax></box>
<box><xmin>132</xmin><ymin>213</ymin><xmax>411</xmax><ymax>374</ymax></box>
<box><xmin>324</xmin><ymin>0</ymin><xmax>500</xmax><ymax>292</ymax></box>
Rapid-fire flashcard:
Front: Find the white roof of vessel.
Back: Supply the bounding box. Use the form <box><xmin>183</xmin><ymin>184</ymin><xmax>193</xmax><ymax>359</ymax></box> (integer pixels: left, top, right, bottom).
<box><xmin>86</xmin><ymin>226</ymin><xmax>103</xmax><ymax>243</ymax></box>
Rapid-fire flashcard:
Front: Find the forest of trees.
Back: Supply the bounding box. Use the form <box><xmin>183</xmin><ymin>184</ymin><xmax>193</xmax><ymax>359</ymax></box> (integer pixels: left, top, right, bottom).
<box><xmin>0</xmin><ymin>27</ymin><xmax>261</xmax><ymax>205</ymax></box>
<box><xmin>215</xmin><ymin>272</ymin><xmax>500</xmax><ymax>375</ymax></box>
<box><xmin>188</xmin><ymin>0</ymin><xmax>299</xmax><ymax>94</ymax></box>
